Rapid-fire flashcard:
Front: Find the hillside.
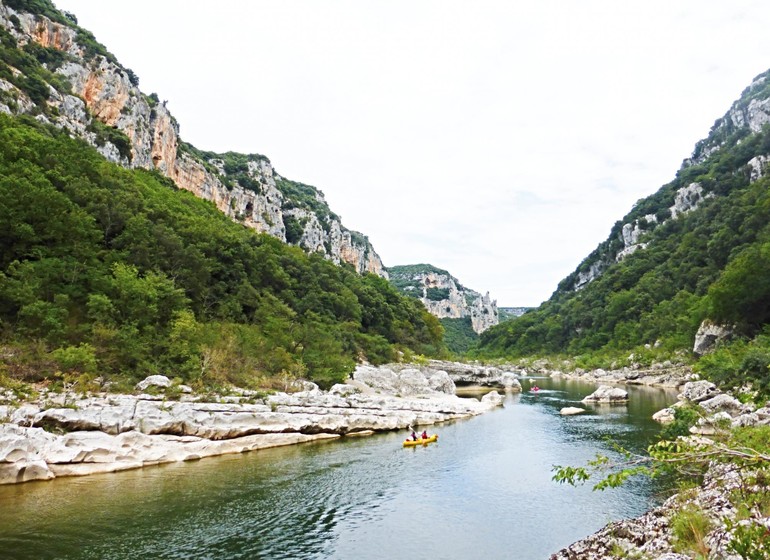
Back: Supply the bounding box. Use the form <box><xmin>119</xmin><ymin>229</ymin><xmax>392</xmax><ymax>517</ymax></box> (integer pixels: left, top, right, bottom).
<box><xmin>0</xmin><ymin>0</ymin><xmax>385</xmax><ymax>277</ymax></box>
<box><xmin>0</xmin><ymin>114</ymin><xmax>445</xmax><ymax>388</ymax></box>
<box><xmin>478</xmin><ymin>68</ymin><xmax>770</xmax><ymax>380</ymax></box>
<box><xmin>0</xmin><ymin>0</ymin><xmax>447</xmax><ymax>388</ymax></box>
<box><xmin>388</xmin><ymin>264</ymin><xmax>498</xmax><ymax>354</ymax></box>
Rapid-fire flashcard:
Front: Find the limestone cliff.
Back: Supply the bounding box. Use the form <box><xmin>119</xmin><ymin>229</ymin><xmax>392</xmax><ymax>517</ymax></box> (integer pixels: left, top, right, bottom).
<box><xmin>388</xmin><ymin>264</ymin><xmax>498</xmax><ymax>333</ymax></box>
<box><xmin>0</xmin><ymin>1</ymin><xmax>384</xmax><ymax>276</ymax></box>
<box><xmin>562</xmin><ymin>70</ymin><xmax>770</xmax><ymax>294</ymax></box>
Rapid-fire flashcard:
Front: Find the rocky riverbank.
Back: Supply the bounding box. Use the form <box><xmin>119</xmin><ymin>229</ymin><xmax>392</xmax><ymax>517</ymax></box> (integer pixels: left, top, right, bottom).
<box><xmin>0</xmin><ymin>361</ymin><xmax>519</xmax><ymax>485</ymax></box>
<box><xmin>550</xmin><ymin>380</ymin><xmax>770</xmax><ymax>560</ymax></box>
<box><xmin>521</xmin><ymin>359</ymin><xmax>697</xmax><ymax>388</ymax></box>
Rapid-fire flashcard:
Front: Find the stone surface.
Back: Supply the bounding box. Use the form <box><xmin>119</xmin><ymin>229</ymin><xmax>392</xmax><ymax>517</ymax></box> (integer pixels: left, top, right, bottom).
<box><xmin>0</xmin><ymin>361</ymin><xmax>503</xmax><ymax>485</ymax></box>
<box><xmin>560</xmin><ymin>407</ymin><xmax>586</xmax><ymax>416</ymax></box>
<box><xmin>693</xmin><ymin>320</ymin><xmax>733</xmax><ymax>356</ymax></box>
<box><xmin>581</xmin><ymin>385</ymin><xmax>629</xmax><ymax>403</ymax></box>
<box><xmin>679</xmin><ymin>380</ymin><xmax>718</xmax><ymax>403</ymax></box>
<box><xmin>388</xmin><ymin>269</ymin><xmax>498</xmax><ymax>333</ymax></box>
<box><xmin>652</xmin><ymin>407</ymin><xmax>676</xmax><ymax>424</ymax></box>
<box><xmin>699</xmin><ymin>393</ymin><xmax>750</xmax><ymax>416</ymax></box>
<box><xmin>135</xmin><ymin>375</ymin><xmax>172</xmax><ymax>391</ymax></box>
<box><xmin>428</xmin><ymin>360</ymin><xmax>522</xmax><ymax>391</ymax></box>
<box><xmin>481</xmin><ymin>391</ymin><xmax>504</xmax><ymax>407</ymax></box>
<box><xmin>550</xmin><ymin>462</ymin><xmax>749</xmax><ymax>560</ymax></box>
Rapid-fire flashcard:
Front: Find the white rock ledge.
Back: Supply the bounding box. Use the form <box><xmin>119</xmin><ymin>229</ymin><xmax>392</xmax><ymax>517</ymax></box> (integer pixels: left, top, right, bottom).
<box><xmin>0</xmin><ymin>363</ymin><xmax>504</xmax><ymax>485</ymax></box>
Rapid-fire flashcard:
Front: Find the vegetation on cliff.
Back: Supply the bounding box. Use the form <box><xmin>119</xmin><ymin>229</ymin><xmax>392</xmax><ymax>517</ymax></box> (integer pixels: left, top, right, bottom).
<box><xmin>0</xmin><ymin>115</ymin><xmax>445</xmax><ymax>389</ymax></box>
<box><xmin>477</xmin><ymin>69</ymin><xmax>770</xmax><ymax>397</ymax></box>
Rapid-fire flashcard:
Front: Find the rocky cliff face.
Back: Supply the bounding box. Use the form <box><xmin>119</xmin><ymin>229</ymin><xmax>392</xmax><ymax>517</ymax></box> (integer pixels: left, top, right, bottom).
<box><xmin>388</xmin><ymin>265</ymin><xmax>498</xmax><ymax>333</ymax></box>
<box><xmin>564</xmin><ymin>71</ymin><xmax>770</xmax><ymax>293</ymax></box>
<box><xmin>0</xmin><ymin>1</ymin><xmax>384</xmax><ymax>276</ymax></box>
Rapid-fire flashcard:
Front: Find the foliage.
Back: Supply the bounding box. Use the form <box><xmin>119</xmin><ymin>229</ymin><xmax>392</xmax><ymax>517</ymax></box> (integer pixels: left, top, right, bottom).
<box><xmin>696</xmin><ymin>333</ymin><xmax>770</xmax><ymax>399</ymax></box>
<box><xmin>387</xmin><ymin>264</ymin><xmax>465</xmax><ymax>294</ymax></box>
<box><xmin>478</xmin><ymin>111</ymin><xmax>770</xmax><ymax>362</ymax></box>
<box><xmin>670</xmin><ymin>504</ymin><xmax>712</xmax><ymax>557</ymax></box>
<box><xmin>86</xmin><ymin>119</ymin><xmax>132</xmax><ymax>160</ymax></box>
<box><xmin>283</xmin><ymin>215</ymin><xmax>306</xmax><ymax>244</ymax></box>
<box><xmin>552</xmin><ymin>425</ymin><xmax>770</xmax><ymax>559</ymax></box>
<box><xmin>659</xmin><ymin>404</ymin><xmax>702</xmax><ymax>441</ymax></box>
<box><xmin>4</xmin><ymin>0</ymin><xmax>69</xmax><ymax>24</ymax></box>
<box><xmin>276</xmin><ymin>177</ymin><xmax>339</xmax><ymax>226</ymax></box>
<box><xmin>425</xmin><ymin>287</ymin><xmax>450</xmax><ymax>301</ymax></box>
<box><xmin>0</xmin><ymin>27</ymin><xmax>72</xmax><ymax>111</ymax></box>
<box><xmin>0</xmin><ymin>114</ymin><xmax>445</xmax><ymax>389</ymax></box>
<box><xmin>726</xmin><ymin>520</ymin><xmax>770</xmax><ymax>560</ymax></box>
<box><xmin>440</xmin><ymin>317</ymin><xmax>478</xmax><ymax>355</ymax></box>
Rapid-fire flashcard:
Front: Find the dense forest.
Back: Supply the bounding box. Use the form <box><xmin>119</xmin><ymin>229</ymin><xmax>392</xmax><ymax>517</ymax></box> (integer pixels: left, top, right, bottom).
<box><xmin>0</xmin><ymin>115</ymin><xmax>445</xmax><ymax>390</ymax></box>
<box><xmin>477</xmin><ymin>69</ymin><xmax>770</xmax><ymax>392</ymax></box>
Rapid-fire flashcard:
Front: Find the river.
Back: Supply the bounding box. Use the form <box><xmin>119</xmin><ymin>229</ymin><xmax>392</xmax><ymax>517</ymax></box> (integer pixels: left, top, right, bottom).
<box><xmin>0</xmin><ymin>376</ymin><xmax>678</xmax><ymax>559</ymax></box>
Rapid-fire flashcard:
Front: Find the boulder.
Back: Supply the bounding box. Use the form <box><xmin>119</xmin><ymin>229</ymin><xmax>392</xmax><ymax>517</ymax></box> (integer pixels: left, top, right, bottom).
<box><xmin>135</xmin><ymin>375</ymin><xmax>171</xmax><ymax>392</ymax></box>
<box><xmin>481</xmin><ymin>391</ymin><xmax>504</xmax><ymax>407</ymax></box>
<box><xmin>698</xmin><ymin>394</ymin><xmax>750</xmax><ymax>416</ymax></box>
<box><xmin>679</xmin><ymin>381</ymin><xmax>718</xmax><ymax>403</ymax></box>
<box><xmin>692</xmin><ymin>320</ymin><xmax>733</xmax><ymax>356</ymax></box>
<box><xmin>329</xmin><ymin>384</ymin><xmax>360</xmax><ymax>397</ymax></box>
<box><xmin>732</xmin><ymin>412</ymin><xmax>760</xmax><ymax>428</ymax></box>
<box><xmin>581</xmin><ymin>385</ymin><xmax>629</xmax><ymax>403</ymax></box>
<box><xmin>560</xmin><ymin>407</ymin><xmax>586</xmax><ymax>416</ymax></box>
<box><xmin>652</xmin><ymin>408</ymin><xmax>676</xmax><ymax>424</ymax></box>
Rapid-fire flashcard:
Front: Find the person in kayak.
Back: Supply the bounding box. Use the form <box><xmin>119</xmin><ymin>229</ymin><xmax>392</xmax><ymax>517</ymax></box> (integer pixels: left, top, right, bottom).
<box><xmin>411</xmin><ymin>431</ymin><xmax>417</xmax><ymax>441</ymax></box>
<box><xmin>421</xmin><ymin>430</ymin><xmax>428</xmax><ymax>439</ymax></box>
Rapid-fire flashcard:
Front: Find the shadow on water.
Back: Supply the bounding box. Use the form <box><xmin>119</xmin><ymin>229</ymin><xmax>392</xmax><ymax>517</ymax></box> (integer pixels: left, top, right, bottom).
<box><xmin>0</xmin><ymin>377</ymin><xmax>679</xmax><ymax>560</ymax></box>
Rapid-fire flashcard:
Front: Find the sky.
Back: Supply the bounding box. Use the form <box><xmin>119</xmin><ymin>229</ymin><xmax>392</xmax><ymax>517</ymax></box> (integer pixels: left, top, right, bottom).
<box><xmin>52</xmin><ymin>0</ymin><xmax>770</xmax><ymax>307</ymax></box>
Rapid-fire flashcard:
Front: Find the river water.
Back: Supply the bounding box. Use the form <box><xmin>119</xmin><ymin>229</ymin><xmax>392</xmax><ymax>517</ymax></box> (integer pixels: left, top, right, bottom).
<box><xmin>0</xmin><ymin>377</ymin><xmax>678</xmax><ymax>560</ymax></box>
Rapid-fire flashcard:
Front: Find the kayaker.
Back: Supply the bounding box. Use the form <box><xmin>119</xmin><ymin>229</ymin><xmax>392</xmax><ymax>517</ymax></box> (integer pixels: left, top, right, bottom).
<box><xmin>411</xmin><ymin>431</ymin><xmax>417</xmax><ymax>441</ymax></box>
<box><xmin>421</xmin><ymin>430</ymin><xmax>428</xmax><ymax>440</ymax></box>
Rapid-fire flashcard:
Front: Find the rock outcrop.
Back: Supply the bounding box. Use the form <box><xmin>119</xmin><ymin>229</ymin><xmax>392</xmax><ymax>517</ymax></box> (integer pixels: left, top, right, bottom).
<box><xmin>0</xmin><ymin>3</ymin><xmax>385</xmax><ymax>276</ymax></box>
<box><xmin>692</xmin><ymin>320</ymin><xmax>734</xmax><ymax>356</ymax></box>
<box><xmin>0</xmin><ymin>362</ymin><xmax>504</xmax><ymax>485</ymax></box>
<box><xmin>387</xmin><ymin>265</ymin><xmax>499</xmax><ymax>333</ymax></box>
<box><xmin>426</xmin><ymin>360</ymin><xmax>521</xmax><ymax>390</ymax></box>
<box><xmin>543</xmin><ymin>362</ymin><xmax>695</xmax><ymax>389</ymax></box>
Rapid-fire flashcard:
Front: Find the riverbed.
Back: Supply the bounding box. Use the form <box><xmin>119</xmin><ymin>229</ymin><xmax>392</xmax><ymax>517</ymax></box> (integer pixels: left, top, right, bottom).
<box><xmin>0</xmin><ymin>377</ymin><xmax>677</xmax><ymax>559</ymax></box>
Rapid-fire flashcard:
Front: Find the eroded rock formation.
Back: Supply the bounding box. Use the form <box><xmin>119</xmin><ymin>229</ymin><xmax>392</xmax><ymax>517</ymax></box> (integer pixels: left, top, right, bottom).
<box><xmin>0</xmin><ymin>4</ymin><xmax>385</xmax><ymax>276</ymax></box>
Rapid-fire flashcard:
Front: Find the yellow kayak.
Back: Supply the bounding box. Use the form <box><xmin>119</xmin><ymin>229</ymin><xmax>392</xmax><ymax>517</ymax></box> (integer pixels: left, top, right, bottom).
<box><xmin>403</xmin><ymin>434</ymin><xmax>438</xmax><ymax>447</ymax></box>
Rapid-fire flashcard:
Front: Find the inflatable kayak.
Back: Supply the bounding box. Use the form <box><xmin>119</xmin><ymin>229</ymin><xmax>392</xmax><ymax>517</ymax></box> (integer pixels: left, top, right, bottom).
<box><xmin>403</xmin><ymin>434</ymin><xmax>438</xmax><ymax>447</ymax></box>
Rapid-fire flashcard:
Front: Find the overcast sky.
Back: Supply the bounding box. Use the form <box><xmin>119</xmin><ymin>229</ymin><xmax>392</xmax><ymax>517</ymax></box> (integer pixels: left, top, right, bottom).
<box><xmin>53</xmin><ymin>0</ymin><xmax>770</xmax><ymax>306</ymax></box>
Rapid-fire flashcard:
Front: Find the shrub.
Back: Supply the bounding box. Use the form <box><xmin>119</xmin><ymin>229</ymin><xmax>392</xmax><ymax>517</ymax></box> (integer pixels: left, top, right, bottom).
<box><xmin>670</xmin><ymin>504</ymin><xmax>712</xmax><ymax>557</ymax></box>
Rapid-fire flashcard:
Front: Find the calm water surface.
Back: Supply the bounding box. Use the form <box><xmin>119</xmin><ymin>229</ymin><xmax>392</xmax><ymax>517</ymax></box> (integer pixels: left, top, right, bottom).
<box><xmin>0</xmin><ymin>377</ymin><xmax>678</xmax><ymax>559</ymax></box>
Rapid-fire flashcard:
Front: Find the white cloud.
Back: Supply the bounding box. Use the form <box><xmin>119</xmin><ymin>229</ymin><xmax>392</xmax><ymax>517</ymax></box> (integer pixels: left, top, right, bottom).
<box><xmin>54</xmin><ymin>0</ymin><xmax>770</xmax><ymax>306</ymax></box>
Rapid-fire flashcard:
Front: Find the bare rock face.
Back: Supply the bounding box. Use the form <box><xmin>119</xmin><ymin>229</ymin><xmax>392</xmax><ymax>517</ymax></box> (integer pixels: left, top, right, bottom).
<box><xmin>748</xmin><ymin>154</ymin><xmax>770</xmax><ymax>182</ymax></box>
<box><xmin>698</xmin><ymin>394</ymin><xmax>751</xmax><ymax>416</ymax></box>
<box><xmin>693</xmin><ymin>320</ymin><xmax>733</xmax><ymax>356</ymax></box>
<box><xmin>388</xmin><ymin>268</ymin><xmax>499</xmax><ymax>333</ymax></box>
<box><xmin>352</xmin><ymin>364</ymin><xmax>458</xmax><ymax>396</ymax></box>
<box><xmin>670</xmin><ymin>182</ymin><xmax>710</xmax><ymax>219</ymax></box>
<box><xmin>0</xmin><ymin>5</ymin><xmax>385</xmax><ymax>277</ymax></box>
<box><xmin>616</xmin><ymin>214</ymin><xmax>657</xmax><ymax>262</ymax></box>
